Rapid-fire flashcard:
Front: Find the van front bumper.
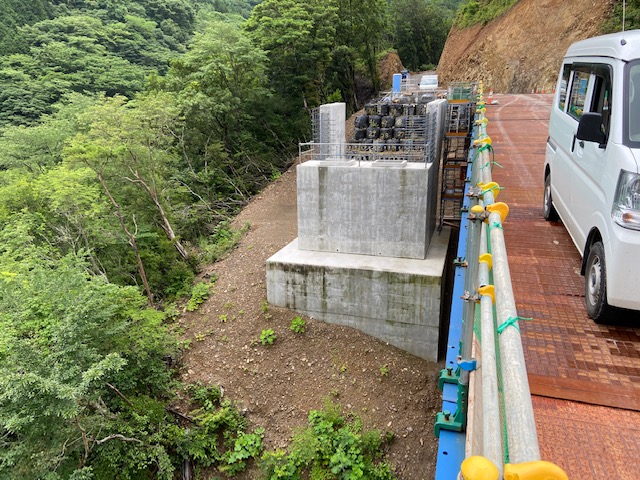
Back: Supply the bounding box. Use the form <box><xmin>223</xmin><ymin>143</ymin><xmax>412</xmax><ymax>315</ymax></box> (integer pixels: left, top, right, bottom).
<box><xmin>605</xmin><ymin>226</ymin><xmax>640</xmax><ymax>310</ymax></box>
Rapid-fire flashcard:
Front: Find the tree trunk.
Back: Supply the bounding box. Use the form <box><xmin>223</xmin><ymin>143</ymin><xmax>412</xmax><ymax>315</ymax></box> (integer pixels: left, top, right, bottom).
<box><xmin>126</xmin><ymin>166</ymin><xmax>190</xmax><ymax>262</ymax></box>
<box><xmin>96</xmin><ymin>172</ymin><xmax>154</xmax><ymax>307</ymax></box>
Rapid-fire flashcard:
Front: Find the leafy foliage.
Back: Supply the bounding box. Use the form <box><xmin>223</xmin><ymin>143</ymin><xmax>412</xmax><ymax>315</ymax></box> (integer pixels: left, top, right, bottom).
<box><xmin>603</xmin><ymin>0</ymin><xmax>640</xmax><ymax>33</ymax></box>
<box><xmin>389</xmin><ymin>0</ymin><xmax>458</xmax><ymax>71</ymax></box>
<box><xmin>261</xmin><ymin>400</ymin><xmax>395</xmax><ymax>479</ymax></box>
<box><xmin>0</xmin><ymin>242</ymin><xmax>178</xmax><ymax>478</ymax></box>
<box><xmin>0</xmin><ymin>1</ymin><xmax>195</xmax><ymax>127</ymax></box>
<box><xmin>155</xmin><ymin>18</ymin><xmax>289</xmax><ymax>236</ymax></box>
<box><xmin>0</xmin><ymin>1</ymin><xmax>464</xmax><ymax>476</ymax></box>
<box><xmin>186</xmin><ymin>281</ymin><xmax>214</xmax><ymax>311</ymax></box>
<box><xmin>290</xmin><ymin>316</ymin><xmax>306</xmax><ymax>333</ymax></box>
<box><xmin>260</xmin><ymin>329</ymin><xmax>277</xmax><ymax>346</ymax></box>
<box><xmin>454</xmin><ymin>0</ymin><xmax>518</xmax><ymax>28</ymax></box>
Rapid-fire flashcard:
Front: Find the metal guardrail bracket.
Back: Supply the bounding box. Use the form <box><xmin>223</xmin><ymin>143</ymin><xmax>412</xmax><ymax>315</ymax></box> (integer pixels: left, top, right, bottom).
<box><xmin>461</xmin><ymin>291</ymin><xmax>480</xmax><ymax>303</ymax></box>
<box><xmin>453</xmin><ymin>257</ymin><xmax>467</xmax><ymax>268</ymax></box>
<box><xmin>435</xmin><ymin>379</ymin><xmax>468</xmax><ymax>436</ymax></box>
<box><xmin>458</xmin><ymin>358</ymin><xmax>477</xmax><ymax>372</ymax></box>
<box><xmin>435</xmin><ymin>409</ymin><xmax>464</xmax><ymax>436</ymax></box>
<box><xmin>468</xmin><ymin>205</ymin><xmax>489</xmax><ymax>222</ymax></box>
<box><xmin>438</xmin><ymin>366</ymin><xmax>459</xmax><ymax>389</ymax></box>
<box><xmin>467</xmin><ymin>186</ymin><xmax>483</xmax><ymax>198</ymax></box>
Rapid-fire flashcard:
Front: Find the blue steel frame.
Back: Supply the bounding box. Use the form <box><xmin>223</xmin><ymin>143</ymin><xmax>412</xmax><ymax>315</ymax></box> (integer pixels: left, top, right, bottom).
<box><xmin>434</xmin><ymin>133</ymin><xmax>477</xmax><ymax>479</ymax></box>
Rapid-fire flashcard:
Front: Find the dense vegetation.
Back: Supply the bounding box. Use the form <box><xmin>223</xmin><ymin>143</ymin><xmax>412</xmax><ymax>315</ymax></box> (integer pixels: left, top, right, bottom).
<box><xmin>604</xmin><ymin>0</ymin><xmax>640</xmax><ymax>33</ymax></box>
<box><xmin>0</xmin><ymin>0</ymin><xmax>460</xmax><ymax>477</ymax></box>
<box><xmin>453</xmin><ymin>0</ymin><xmax>518</xmax><ymax>28</ymax></box>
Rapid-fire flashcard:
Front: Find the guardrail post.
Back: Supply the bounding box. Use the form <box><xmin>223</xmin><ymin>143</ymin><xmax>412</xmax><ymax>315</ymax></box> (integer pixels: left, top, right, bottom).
<box><xmin>435</xmin><ymin>204</ymin><xmax>484</xmax><ymax>435</ymax></box>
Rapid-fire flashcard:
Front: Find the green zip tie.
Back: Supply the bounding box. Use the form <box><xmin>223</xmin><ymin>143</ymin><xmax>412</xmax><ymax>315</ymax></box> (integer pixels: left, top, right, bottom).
<box><xmin>478</xmin><ymin>144</ymin><xmax>492</xmax><ymax>153</ymax></box>
<box><xmin>481</xmin><ymin>160</ymin><xmax>503</xmax><ymax>170</ymax></box>
<box><xmin>489</xmin><ymin>222</ymin><xmax>503</xmax><ymax>231</ymax></box>
<box><xmin>481</xmin><ymin>185</ymin><xmax>505</xmax><ymax>195</ymax></box>
<box><xmin>497</xmin><ymin>316</ymin><xmax>533</xmax><ymax>334</ymax></box>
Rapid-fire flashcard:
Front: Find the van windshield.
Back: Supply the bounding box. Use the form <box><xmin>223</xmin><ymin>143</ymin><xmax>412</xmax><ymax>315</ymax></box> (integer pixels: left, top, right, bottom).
<box><xmin>626</xmin><ymin>60</ymin><xmax>640</xmax><ymax>147</ymax></box>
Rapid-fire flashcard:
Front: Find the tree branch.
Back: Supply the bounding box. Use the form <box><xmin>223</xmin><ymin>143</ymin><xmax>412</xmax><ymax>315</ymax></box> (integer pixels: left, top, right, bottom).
<box><xmin>166</xmin><ymin>406</ymin><xmax>195</xmax><ymax>423</ymax></box>
<box><xmin>94</xmin><ymin>434</ymin><xmax>143</xmax><ymax>445</ymax></box>
<box><xmin>105</xmin><ymin>382</ymin><xmax>133</xmax><ymax>407</ymax></box>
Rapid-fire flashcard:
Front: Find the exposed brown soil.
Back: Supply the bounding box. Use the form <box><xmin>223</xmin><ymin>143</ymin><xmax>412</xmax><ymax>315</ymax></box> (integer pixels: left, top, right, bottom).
<box><xmin>437</xmin><ymin>0</ymin><xmax>614</xmax><ymax>93</ymax></box>
<box><xmin>179</xmin><ymin>166</ymin><xmax>443</xmax><ymax>479</ymax></box>
<box><xmin>379</xmin><ymin>50</ymin><xmax>406</xmax><ymax>90</ymax></box>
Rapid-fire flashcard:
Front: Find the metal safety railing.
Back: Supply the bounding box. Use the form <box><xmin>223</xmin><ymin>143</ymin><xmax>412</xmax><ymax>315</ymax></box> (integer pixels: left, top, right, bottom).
<box><xmin>435</xmin><ymin>84</ymin><xmax>569</xmax><ymax>480</ymax></box>
<box><xmin>298</xmin><ymin>141</ymin><xmax>433</xmax><ymax>166</ymax></box>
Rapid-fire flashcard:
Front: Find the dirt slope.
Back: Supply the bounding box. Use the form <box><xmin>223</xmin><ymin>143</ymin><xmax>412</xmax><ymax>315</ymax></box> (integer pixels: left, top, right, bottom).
<box><xmin>180</xmin><ymin>167</ymin><xmax>442</xmax><ymax>479</ymax></box>
<box><xmin>437</xmin><ymin>0</ymin><xmax>614</xmax><ymax>93</ymax></box>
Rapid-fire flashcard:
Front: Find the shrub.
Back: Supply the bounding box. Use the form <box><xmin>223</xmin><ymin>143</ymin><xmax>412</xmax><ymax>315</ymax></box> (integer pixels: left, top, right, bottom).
<box><xmin>290</xmin><ymin>316</ymin><xmax>306</xmax><ymax>333</ymax></box>
<box><xmin>260</xmin><ymin>329</ymin><xmax>277</xmax><ymax>346</ymax></box>
<box><xmin>260</xmin><ymin>400</ymin><xmax>395</xmax><ymax>479</ymax></box>
<box><xmin>186</xmin><ymin>280</ymin><xmax>215</xmax><ymax>311</ymax></box>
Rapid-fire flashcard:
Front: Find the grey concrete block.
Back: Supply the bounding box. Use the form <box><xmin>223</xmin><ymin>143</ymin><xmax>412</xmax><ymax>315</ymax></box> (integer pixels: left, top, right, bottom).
<box><xmin>266</xmin><ymin>229</ymin><xmax>450</xmax><ymax>362</ymax></box>
<box><xmin>297</xmin><ymin>161</ymin><xmax>434</xmax><ymax>259</ymax></box>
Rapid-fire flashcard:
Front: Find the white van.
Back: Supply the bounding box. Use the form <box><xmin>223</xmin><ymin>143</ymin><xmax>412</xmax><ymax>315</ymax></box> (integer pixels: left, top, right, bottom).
<box><xmin>419</xmin><ymin>74</ymin><xmax>438</xmax><ymax>91</ymax></box>
<box><xmin>544</xmin><ymin>30</ymin><xmax>640</xmax><ymax>323</ymax></box>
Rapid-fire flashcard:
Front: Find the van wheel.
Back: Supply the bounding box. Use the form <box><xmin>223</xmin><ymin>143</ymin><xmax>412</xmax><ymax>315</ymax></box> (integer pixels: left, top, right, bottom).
<box><xmin>585</xmin><ymin>241</ymin><xmax>611</xmax><ymax>323</ymax></box>
<box><xmin>543</xmin><ymin>173</ymin><xmax>559</xmax><ymax>221</ymax></box>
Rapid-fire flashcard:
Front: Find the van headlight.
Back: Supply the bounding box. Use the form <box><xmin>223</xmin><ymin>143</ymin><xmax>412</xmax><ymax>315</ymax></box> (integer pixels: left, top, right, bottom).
<box><xmin>612</xmin><ymin>170</ymin><xmax>640</xmax><ymax>230</ymax></box>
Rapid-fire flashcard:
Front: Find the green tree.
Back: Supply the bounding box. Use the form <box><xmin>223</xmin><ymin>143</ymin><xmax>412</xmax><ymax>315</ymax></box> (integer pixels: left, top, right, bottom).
<box><xmin>0</xmin><ymin>240</ymin><xmax>178</xmax><ymax>478</ymax></box>
<box><xmin>157</xmin><ymin>19</ymin><xmax>287</xmax><ymax>238</ymax></box>
<box><xmin>65</xmin><ymin>94</ymin><xmax>194</xmax><ymax>303</ymax></box>
<box><xmin>604</xmin><ymin>0</ymin><xmax>640</xmax><ymax>32</ymax></box>
<box><xmin>0</xmin><ymin>0</ymin><xmax>53</xmax><ymax>54</ymax></box>
<box><xmin>335</xmin><ymin>0</ymin><xmax>388</xmax><ymax>93</ymax></box>
<box><xmin>246</xmin><ymin>0</ymin><xmax>339</xmax><ymax>111</ymax></box>
<box><xmin>390</xmin><ymin>0</ymin><xmax>456</xmax><ymax>71</ymax></box>
<box><xmin>0</xmin><ymin>93</ymin><xmax>97</xmax><ymax>172</ymax></box>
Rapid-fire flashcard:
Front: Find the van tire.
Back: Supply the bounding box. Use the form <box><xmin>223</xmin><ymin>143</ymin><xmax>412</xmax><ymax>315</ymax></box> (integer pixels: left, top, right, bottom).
<box><xmin>585</xmin><ymin>241</ymin><xmax>611</xmax><ymax>323</ymax></box>
<box><xmin>543</xmin><ymin>173</ymin><xmax>559</xmax><ymax>221</ymax></box>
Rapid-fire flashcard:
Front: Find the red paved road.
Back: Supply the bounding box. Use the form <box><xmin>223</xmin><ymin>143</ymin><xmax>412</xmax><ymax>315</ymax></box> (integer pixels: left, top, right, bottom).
<box><xmin>485</xmin><ymin>94</ymin><xmax>640</xmax><ymax>479</ymax></box>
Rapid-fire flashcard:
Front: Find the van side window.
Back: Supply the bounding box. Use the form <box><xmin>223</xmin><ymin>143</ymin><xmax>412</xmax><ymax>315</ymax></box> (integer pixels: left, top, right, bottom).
<box><xmin>567</xmin><ymin>71</ymin><xmax>590</xmax><ymax>120</ymax></box>
<box><xmin>590</xmin><ymin>71</ymin><xmax>612</xmax><ymax>140</ymax></box>
<box><xmin>558</xmin><ymin>64</ymin><xmax>571</xmax><ymax>111</ymax></box>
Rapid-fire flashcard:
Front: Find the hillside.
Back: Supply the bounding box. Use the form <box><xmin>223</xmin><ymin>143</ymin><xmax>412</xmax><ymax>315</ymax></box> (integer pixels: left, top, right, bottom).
<box><xmin>437</xmin><ymin>0</ymin><xmax>614</xmax><ymax>93</ymax></box>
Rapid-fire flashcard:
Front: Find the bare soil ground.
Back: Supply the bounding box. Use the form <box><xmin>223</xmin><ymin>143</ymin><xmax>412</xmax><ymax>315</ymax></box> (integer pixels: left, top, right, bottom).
<box><xmin>179</xmin><ymin>165</ymin><xmax>443</xmax><ymax>479</ymax></box>
<box><xmin>437</xmin><ymin>0</ymin><xmax>612</xmax><ymax>93</ymax></box>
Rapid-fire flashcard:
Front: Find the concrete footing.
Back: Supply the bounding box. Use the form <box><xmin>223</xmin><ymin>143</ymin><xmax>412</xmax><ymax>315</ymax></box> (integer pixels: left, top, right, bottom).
<box><xmin>266</xmin><ymin>229</ymin><xmax>450</xmax><ymax>362</ymax></box>
<box><xmin>297</xmin><ymin>160</ymin><xmax>437</xmax><ymax>259</ymax></box>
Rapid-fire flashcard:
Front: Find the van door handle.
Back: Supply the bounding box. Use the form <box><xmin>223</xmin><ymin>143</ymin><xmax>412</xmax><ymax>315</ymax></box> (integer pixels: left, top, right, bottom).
<box><xmin>571</xmin><ymin>134</ymin><xmax>577</xmax><ymax>152</ymax></box>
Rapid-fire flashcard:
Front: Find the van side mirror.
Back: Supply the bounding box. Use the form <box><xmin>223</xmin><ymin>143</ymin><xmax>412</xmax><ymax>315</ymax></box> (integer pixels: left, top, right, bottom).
<box><xmin>576</xmin><ymin>112</ymin><xmax>606</xmax><ymax>147</ymax></box>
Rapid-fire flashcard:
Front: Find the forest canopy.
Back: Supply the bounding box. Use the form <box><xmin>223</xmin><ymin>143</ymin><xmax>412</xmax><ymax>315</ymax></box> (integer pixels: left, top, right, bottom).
<box><xmin>0</xmin><ymin>0</ymin><xmax>461</xmax><ymax>477</ymax></box>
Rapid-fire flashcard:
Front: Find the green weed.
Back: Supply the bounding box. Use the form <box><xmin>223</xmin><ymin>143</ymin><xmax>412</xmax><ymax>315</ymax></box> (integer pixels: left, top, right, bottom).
<box><xmin>186</xmin><ymin>280</ymin><xmax>215</xmax><ymax>312</ymax></box>
<box><xmin>260</xmin><ymin>329</ymin><xmax>276</xmax><ymax>346</ymax></box>
<box><xmin>260</xmin><ymin>399</ymin><xmax>395</xmax><ymax>479</ymax></box>
<box><xmin>290</xmin><ymin>316</ymin><xmax>306</xmax><ymax>333</ymax></box>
